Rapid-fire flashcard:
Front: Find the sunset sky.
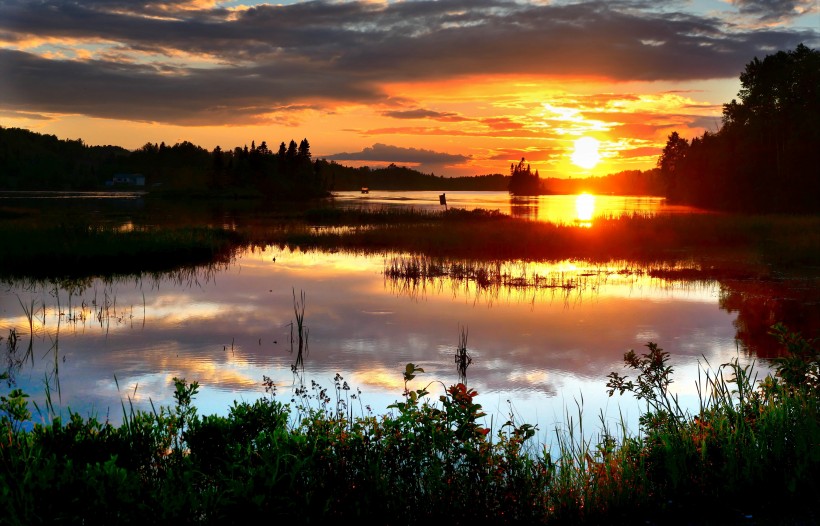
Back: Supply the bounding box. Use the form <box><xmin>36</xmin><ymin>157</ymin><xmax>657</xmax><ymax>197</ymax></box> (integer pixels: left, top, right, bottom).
<box><xmin>0</xmin><ymin>0</ymin><xmax>817</xmax><ymax>178</ymax></box>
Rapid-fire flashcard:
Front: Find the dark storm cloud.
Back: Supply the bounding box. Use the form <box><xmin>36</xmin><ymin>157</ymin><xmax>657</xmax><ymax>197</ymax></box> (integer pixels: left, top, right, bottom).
<box><xmin>0</xmin><ymin>48</ymin><xmax>377</xmax><ymax>124</ymax></box>
<box><xmin>326</xmin><ymin>143</ymin><xmax>469</xmax><ymax>166</ymax></box>
<box><xmin>0</xmin><ymin>0</ymin><xmax>816</xmax><ymax>125</ymax></box>
<box><xmin>730</xmin><ymin>0</ymin><xmax>818</xmax><ymax>22</ymax></box>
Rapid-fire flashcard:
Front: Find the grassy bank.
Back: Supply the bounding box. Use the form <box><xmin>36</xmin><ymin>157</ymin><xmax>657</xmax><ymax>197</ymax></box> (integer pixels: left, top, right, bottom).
<box><xmin>1</xmin><ymin>326</ymin><xmax>818</xmax><ymax>524</ymax></box>
<box><xmin>281</xmin><ymin>209</ymin><xmax>820</xmax><ymax>275</ymax></box>
<box><xmin>0</xmin><ymin>223</ymin><xmax>241</xmax><ymax>280</ymax></box>
<box><xmin>2</xmin><ymin>206</ymin><xmax>818</xmax><ymax>281</ymax></box>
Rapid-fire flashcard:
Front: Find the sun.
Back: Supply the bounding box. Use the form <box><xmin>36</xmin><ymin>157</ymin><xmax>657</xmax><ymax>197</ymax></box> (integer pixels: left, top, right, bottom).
<box><xmin>570</xmin><ymin>137</ymin><xmax>601</xmax><ymax>170</ymax></box>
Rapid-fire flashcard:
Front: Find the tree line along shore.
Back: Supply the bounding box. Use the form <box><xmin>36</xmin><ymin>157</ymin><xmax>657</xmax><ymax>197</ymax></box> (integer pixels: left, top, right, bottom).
<box><xmin>1</xmin><ymin>44</ymin><xmax>817</xmax><ymax>213</ymax></box>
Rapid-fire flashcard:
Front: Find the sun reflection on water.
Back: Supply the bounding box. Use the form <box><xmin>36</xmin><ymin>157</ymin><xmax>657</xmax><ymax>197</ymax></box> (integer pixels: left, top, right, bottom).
<box><xmin>575</xmin><ymin>193</ymin><xmax>595</xmax><ymax>225</ymax></box>
<box><xmin>333</xmin><ymin>190</ymin><xmax>699</xmax><ymax>226</ymax></box>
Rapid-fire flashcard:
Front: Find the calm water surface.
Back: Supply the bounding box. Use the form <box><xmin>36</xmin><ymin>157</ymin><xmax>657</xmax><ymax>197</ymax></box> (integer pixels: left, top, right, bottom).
<box><xmin>1</xmin><ymin>247</ymin><xmax>767</xmax><ymax>445</ymax></box>
<box><xmin>331</xmin><ymin>190</ymin><xmax>705</xmax><ymax>224</ymax></box>
<box><xmin>2</xmin><ymin>190</ymin><xmax>804</xmax><ymax>447</ymax></box>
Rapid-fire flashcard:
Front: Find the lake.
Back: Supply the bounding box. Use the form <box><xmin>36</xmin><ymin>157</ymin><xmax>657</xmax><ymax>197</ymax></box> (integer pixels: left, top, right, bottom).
<box><xmin>331</xmin><ymin>190</ymin><xmax>704</xmax><ymax>224</ymax></box>
<box><xmin>1</xmin><ymin>191</ymin><xmax>812</xmax><ymax>447</ymax></box>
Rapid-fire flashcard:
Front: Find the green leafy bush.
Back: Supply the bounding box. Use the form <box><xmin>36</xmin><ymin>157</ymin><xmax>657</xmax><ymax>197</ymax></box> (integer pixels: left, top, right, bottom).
<box><xmin>1</xmin><ymin>328</ymin><xmax>818</xmax><ymax>524</ymax></box>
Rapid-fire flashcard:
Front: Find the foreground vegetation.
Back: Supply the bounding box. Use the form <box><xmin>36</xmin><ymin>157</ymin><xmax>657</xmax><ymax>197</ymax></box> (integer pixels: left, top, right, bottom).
<box><xmin>1</xmin><ymin>325</ymin><xmax>818</xmax><ymax>524</ymax></box>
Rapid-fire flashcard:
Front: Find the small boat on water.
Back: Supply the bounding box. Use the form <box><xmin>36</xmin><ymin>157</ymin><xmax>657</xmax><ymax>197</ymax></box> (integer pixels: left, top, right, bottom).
<box><xmin>361</xmin><ymin>187</ymin><xmax>369</xmax><ymax>194</ymax></box>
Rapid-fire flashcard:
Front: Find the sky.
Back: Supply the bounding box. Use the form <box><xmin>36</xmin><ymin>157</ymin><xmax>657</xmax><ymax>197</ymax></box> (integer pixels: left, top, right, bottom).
<box><xmin>0</xmin><ymin>1</ymin><xmax>817</xmax><ymax>178</ymax></box>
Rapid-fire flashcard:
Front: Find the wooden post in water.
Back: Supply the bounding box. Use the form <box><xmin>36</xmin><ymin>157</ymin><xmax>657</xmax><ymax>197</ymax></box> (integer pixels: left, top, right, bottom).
<box><xmin>439</xmin><ymin>193</ymin><xmax>447</xmax><ymax>211</ymax></box>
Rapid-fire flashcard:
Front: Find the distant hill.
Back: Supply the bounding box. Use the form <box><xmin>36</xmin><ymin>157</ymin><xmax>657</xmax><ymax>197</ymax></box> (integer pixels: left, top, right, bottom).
<box><xmin>319</xmin><ymin>161</ymin><xmax>508</xmax><ymax>191</ymax></box>
<box><xmin>319</xmin><ymin>161</ymin><xmax>663</xmax><ymax>195</ymax></box>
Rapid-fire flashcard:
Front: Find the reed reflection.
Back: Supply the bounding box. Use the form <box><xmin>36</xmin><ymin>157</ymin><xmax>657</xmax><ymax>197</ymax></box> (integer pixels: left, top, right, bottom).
<box><xmin>509</xmin><ymin>197</ymin><xmax>539</xmax><ymax>221</ymax></box>
<box><xmin>507</xmin><ymin>192</ymin><xmax>647</xmax><ymax>225</ymax></box>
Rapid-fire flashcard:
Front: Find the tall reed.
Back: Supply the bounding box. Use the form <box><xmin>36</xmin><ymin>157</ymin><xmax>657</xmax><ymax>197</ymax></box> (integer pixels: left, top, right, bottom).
<box><xmin>290</xmin><ymin>288</ymin><xmax>309</xmax><ymax>372</ymax></box>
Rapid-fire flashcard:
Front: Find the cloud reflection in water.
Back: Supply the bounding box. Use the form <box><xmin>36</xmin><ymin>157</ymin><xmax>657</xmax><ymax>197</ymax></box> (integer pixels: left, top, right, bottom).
<box><xmin>0</xmin><ymin>246</ymin><xmax>769</xmax><ymax>438</ymax></box>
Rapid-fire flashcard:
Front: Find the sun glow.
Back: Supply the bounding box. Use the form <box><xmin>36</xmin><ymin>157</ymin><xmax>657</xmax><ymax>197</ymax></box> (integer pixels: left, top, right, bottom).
<box><xmin>570</xmin><ymin>136</ymin><xmax>601</xmax><ymax>170</ymax></box>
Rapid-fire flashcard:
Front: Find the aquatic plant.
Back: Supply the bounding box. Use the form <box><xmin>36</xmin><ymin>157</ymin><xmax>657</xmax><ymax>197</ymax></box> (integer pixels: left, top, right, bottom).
<box><xmin>289</xmin><ymin>288</ymin><xmax>309</xmax><ymax>372</ymax></box>
<box><xmin>455</xmin><ymin>325</ymin><xmax>471</xmax><ymax>385</ymax></box>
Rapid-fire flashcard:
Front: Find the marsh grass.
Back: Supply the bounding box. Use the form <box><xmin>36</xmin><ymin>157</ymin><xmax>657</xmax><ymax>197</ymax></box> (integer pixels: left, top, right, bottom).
<box><xmin>304</xmin><ymin>206</ymin><xmax>508</xmax><ymax>226</ymax></box>
<box><xmin>1</xmin><ymin>325</ymin><xmax>818</xmax><ymax>524</ymax></box>
<box><xmin>0</xmin><ymin>222</ymin><xmax>241</xmax><ymax>280</ymax></box>
<box><xmin>2</xmin><ymin>206</ymin><xmax>817</xmax><ymax>284</ymax></box>
<box><xmin>283</xmin><ymin>209</ymin><xmax>820</xmax><ymax>279</ymax></box>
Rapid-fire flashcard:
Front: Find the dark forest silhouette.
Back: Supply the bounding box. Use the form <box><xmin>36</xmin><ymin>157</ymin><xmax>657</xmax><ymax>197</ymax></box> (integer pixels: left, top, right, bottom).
<box><xmin>0</xmin><ymin>129</ymin><xmax>128</xmax><ymax>190</ymax></box>
<box><xmin>0</xmin><ymin>130</ymin><xmax>327</xmax><ymax>199</ymax></box>
<box><xmin>125</xmin><ymin>138</ymin><xmax>326</xmax><ymax>199</ymax></box>
<box><xmin>0</xmin><ymin>127</ymin><xmax>664</xmax><ymax>196</ymax></box>
<box><xmin>659</xmin><ymin>44</ymin><xmax>819</xmax><ymax>212</ymax></box>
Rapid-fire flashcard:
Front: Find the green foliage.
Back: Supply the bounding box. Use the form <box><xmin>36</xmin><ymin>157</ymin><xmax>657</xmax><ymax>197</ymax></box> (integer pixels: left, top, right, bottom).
<box><xmin>0</xmin><ymin>364</ymin><xmax>549</xmax><ymax>523</ymax></box>
<box><xmin>767</xmin><ymin>322</ymin><xmax>820</xmax><ymax>394</ymax></box>
<box><xmin>605</xmin><ymin>326</ymin><xmax>820</xmax><ymax>521</ymax></box>
<box><xmin>606</xmin><ymin>342</ymin><xmax>684</xmax><ymax>433</ymax></box>
<box><xmin>0</xmin><ymin>385</ymin><xmax>31</xmax><ymax>434</ymax></box>
<box><xmin>661</xmin><ymin>44</ymin><xmax>820</xmax><ymax>212</ymax></box>
<box><xmin>1</xmin><ymin>328</ymin><xmax>819</xmax><ymax>524</ymax></box>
